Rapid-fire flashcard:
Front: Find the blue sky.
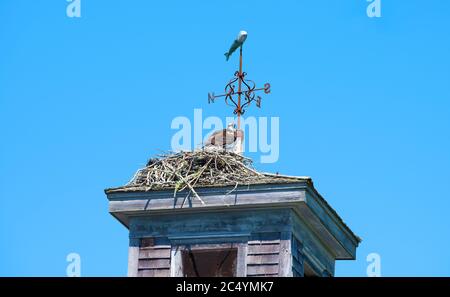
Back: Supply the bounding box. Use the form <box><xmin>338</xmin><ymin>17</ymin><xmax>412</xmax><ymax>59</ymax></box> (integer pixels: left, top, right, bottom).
<box><xmin>1</xmin><ymin>1</ymin><xmax>449</xmax><ymax>276</ymax></box>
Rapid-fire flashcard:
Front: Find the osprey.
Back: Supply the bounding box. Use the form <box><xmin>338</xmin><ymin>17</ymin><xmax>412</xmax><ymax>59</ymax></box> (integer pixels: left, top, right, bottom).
<box><xmin>224</xmin><ymin>30</ymin><xmax>247</xmax><ymax>61</ymax></box>
<box><xmin>205</xmin><ymin>123</ymin><xmax>243</xmax><ymax>149</ymax></box>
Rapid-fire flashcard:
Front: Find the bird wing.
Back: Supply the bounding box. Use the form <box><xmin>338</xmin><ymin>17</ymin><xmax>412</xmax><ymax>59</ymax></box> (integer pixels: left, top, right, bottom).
<box><xmin>206</xmin><ymin>129</ymin><xmax>227</xmax><ymax>146</ymax></box>
<box><xmin>206</xmin><ymin>129</ymin><xmax>237</xmax><ymax>146</ymax></box>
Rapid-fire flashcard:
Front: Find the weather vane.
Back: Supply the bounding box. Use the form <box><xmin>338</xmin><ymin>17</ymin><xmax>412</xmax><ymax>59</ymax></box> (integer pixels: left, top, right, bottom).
<box><xmin>207</xmin><ymin>30</ymin><xmax>271</xmax><ymax>154</ymax></box>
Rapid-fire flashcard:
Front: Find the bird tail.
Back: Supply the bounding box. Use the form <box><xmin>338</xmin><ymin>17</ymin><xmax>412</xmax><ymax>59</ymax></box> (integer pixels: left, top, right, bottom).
<box><xmin>224</xmin><ymin>52</ymin><xmax>230</xmax><ymax>61</ymax></box>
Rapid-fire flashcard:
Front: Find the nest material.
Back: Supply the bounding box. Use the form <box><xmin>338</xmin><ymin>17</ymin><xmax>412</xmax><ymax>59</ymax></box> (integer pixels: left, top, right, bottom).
<box><xmin>126</xmin><ymin>150</ymin><xmax>281</xmax><ymax>204</ymax></box>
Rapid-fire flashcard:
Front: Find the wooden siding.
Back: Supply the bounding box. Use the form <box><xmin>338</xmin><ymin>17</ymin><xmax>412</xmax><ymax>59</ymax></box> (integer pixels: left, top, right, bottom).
<box><xmin>123</xmin><ymin>207</ymin><xmax>342</xmax><ymax>277</ymax></box>
<box><xmin>137</xmin><ymin>238</ymin><xmax>171</xmax><ymax>277</ymax></box>
<box><xmin>292</xmin><ymin>213</ymin><xmax>335</xmax><ymax>275</ymax></box>
<box><xmin>246</xmin><ymin>234</ymin><xmax>281</xmax><ymax>277</ymax></box>
<box><xmin>292</xmin><ymin>236</ymin><xmax>304</xmax><ymax>277</ymax></box>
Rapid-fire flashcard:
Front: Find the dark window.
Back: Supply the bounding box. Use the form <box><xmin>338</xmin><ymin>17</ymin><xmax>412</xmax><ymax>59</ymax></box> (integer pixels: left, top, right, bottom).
<box><xmin>181</xmin><ymin>248</ymin><xmax>237</xmax><ymax>277</ymax></box>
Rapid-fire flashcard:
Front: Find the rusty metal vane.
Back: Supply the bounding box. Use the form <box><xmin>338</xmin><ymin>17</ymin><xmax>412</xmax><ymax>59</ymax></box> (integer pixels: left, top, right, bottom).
<box><xmin>208</xmin><ymin>34</ymin><xmax>271</xmax><ymax>127</ymax></box>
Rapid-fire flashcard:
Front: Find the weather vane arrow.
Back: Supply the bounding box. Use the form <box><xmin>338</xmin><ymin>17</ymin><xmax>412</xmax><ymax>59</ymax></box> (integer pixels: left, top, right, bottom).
<box><xmin>208</xmin><ymin>30</ymin><xmax>271</xmax><ymax>154</ymax></box>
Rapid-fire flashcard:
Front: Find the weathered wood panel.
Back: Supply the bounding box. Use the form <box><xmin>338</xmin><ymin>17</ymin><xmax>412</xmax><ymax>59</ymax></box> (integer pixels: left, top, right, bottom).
<box><xmin>108</xmin><ymin>187</ymin><xmax>306</xmax><ymax>214</ymax></box>
<box><xmin>170</xmin><ymin>247</ymin><xmax>183</xmax><ymax>277</ymax></box>
<box><xmin>247</xmin><ymin>264</ymin><xmax>279</xmax><ymax>275</ymax></box>
<box><xmin>247</xmin><ymin>244</ymin><xmax>280</xmax><ymax>255</ymax></box>
<box><xmin>293</xmin><ymin>257</ymin><xmax>303</xmax><ymax>275</ymax></box>
<box><xmin>236</xmin><ymin>243</ymin><xmax>247</xmax><ymax>277</ymax></box>
<box><xmin>129</xmin><ymin>209</ymin><xmax>292</xmax><ymax>239</ymax></box>
<box><xmin>139</xmin><ymin>248</ymin><xmax>171</xmax><ymax>259</ymax></box>
<box><xmin>252</xmin><ymin>273</ymin><xmax>278</xmax><ymax>277</ymax></box>
<box><xmin>140</xmin><ymin>237</ymin><xmax>155</xmax><ymax>248</ymax></box>
<box><xmin>246</xmin><ymin>234</ymin><xmax>281</xmax><ymax>277</ymax></box>
<box><xmin>138</xmin><ymin>259</ymin><xmax>171</xmax><ymax>269</ymax></box>
<box><xmin>138</xmin><ymin>269</ymin><xmax>170</xmax><ymax>277</ymax></box>
<box><xmin>292</xmin><ymin>213</ymin><xmax>335</xmax><ymax>275</ymax></box>
<box><xmin>128</xmin><ymin>238</ymin><xmax>141</xmax><ymax>277</ymax></box>
<box><xmin>303</xmin><ymin>190</ymin><xmax>359</xmax><ymax>257</ymax></box>
<box><xmin>248</xmin><ymin>239</ymin><xmax>280</xmax><ymax>245</ymax></box>
<box><xmin>136</xmin><ymin>237</ymin><xmax>171</xmax><ymax>277</ymax></box>
<box><xmin>293</xmin><ymin>257</ymin><xmax>303</xmax><ymax>276</ymax></box>
<box><xmin>247</xmin><ymin>254</ymin><xmax>279</xmax><ymax>265</ymax></box>
<box><xmin>177</xmin><ymin>243</ymin><xmax>237</xmax><ymax>250</ymax></box>
<box><xmin>139</xmin><ymin>245</ymin><xmax>171</xmax><ymax>250</ymax></box>
<box><xmin>291</xmin><ymin>236</ymin><xmax>304</xmax><ymax>277</ymax></box>
<box><xmin>278</xmin><ymin>231</ymin><xmax>292</xmax><ymax>276</ymax></box>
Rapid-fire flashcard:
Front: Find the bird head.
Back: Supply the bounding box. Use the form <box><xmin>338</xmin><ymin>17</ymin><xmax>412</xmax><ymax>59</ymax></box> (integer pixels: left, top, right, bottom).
<box><xmin>227</xmin><ymin>122</ymin><xmax>236</xmax><ymax>131</ymax></box>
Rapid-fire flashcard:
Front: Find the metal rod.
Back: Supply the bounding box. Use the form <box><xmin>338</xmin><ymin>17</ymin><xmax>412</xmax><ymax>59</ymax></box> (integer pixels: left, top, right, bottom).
<box><xmin>235</xmin><ymin>46</ymin><xmax>244</xmax><ymax>155</ymax></box>
<box><xmin>237</xmin><ymin>46</ymin><xmax>243</xmax><ymax>130</ymax></box>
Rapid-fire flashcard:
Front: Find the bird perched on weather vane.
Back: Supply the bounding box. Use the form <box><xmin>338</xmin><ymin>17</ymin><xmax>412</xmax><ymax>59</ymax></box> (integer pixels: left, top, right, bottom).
<box><xmin>206</xmin><ymin>30</ymin><xmax>271</xmax><ymax>154</ymax></box>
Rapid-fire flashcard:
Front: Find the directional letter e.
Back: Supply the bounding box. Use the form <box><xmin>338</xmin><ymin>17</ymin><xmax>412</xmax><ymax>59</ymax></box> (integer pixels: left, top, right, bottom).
<box><xmin>66</xmin><ymin>0</ymin><xmax>81</xmax><ymax>18</ymax></box>
<box><xmin>367</xmin><ymin>0</ymin><xmax>381</xmax><ymax>18</ymax></box>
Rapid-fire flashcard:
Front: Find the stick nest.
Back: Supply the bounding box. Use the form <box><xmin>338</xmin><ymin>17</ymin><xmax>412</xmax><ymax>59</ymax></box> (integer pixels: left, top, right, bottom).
<box><xmin>105</xmin><ymin>150</ymin><xmax>311</xmax><ymax>207</ymax></box>
<box><xmin>127</xmin><ymin>150</ymin><xmax>273</xmax><ymax>195</ymax></box>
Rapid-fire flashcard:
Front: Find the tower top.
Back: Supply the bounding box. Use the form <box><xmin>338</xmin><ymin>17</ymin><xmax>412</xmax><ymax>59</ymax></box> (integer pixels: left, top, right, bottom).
<box><xmin>105</xmin><ymin>150</ymin><xmax>361</xmax><ymax>277</ymax></box>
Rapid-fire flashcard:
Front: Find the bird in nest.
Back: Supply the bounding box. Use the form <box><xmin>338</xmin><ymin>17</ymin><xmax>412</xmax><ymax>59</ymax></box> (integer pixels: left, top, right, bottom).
<box><xmin>204</xmin><ymin>123</ymin><xmax>244</xmax><ymax>151</ymax></box>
